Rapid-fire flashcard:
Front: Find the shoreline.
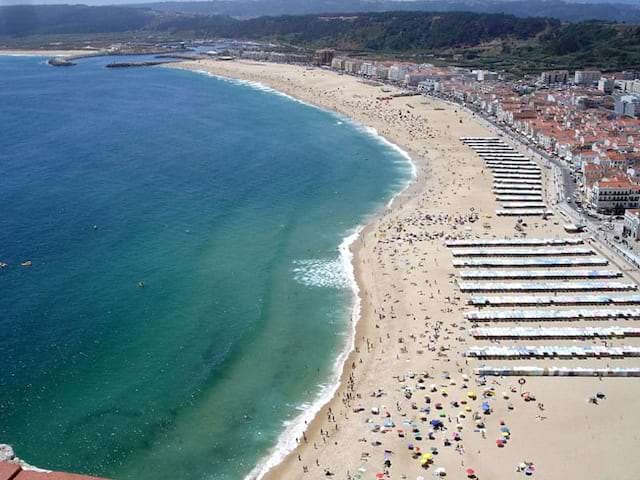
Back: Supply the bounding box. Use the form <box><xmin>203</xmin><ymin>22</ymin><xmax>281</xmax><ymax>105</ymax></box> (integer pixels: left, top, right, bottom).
<box><xmin>0</xmin><ymin>49</ymin><xmax>90</xmax><ymax>57</ymax></box>
<box><xmin>167</xmin><ymin>60</ymin><xmax>431</xmax><ymax>479</ymax></box>
<box><xmin>164</xmin><ymin>60</ymin><xmax>640</xmax><ymax>479</ymax></box>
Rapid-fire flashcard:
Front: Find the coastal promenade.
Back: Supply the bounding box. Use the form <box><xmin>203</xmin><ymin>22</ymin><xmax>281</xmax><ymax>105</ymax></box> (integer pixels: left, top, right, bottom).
<box><xmin>169</xmin><ymin>59</ymin><xmax>640</xmax><ymax>480</ymax></box>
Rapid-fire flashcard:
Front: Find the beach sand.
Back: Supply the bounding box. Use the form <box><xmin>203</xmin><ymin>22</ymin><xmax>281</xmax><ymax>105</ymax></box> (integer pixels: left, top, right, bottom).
<box><xmin>0</xmin><ymin>49</ymin><xmax>91</xmax><ymax>57</ymax></box>
<box><xmin>168</xmin><ymin>60</ymin><xmax>640</xmax><ymax>480</ymax></box>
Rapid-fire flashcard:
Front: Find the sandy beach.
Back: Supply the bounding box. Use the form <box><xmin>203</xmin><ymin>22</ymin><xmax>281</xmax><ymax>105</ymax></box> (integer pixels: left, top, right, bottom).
<box><xmin>0</xmin><ymin>49</ymin><xmax>91</xmax><ymax>57</ymax></box>
<box><xmin>168</xmin><ymin>59</ymin><xmax>640</xmax><ymax>480</ymax></box>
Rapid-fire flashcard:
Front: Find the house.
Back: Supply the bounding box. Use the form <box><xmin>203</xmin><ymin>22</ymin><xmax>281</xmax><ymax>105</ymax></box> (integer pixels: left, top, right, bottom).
<box><xmin>590</xmin><ymin>177</ymin><xmax>640</xmax><ymax>214</ymax></box>
<box><xmin>623</xmin><ymin>209</ymin><xmax>640</xmax><ymax>240</ymax></box>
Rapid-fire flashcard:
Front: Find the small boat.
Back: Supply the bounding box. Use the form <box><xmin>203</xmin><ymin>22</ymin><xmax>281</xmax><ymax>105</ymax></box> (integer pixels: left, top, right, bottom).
<box><xmin>138</xmin><ymin>281</ymin><xmax>145</xmax><ymax>288</ymax></box>
<box><xmin>21</xmin><ymin>260</ymin><xmax>32</xmax><ymax>267</ymax></box>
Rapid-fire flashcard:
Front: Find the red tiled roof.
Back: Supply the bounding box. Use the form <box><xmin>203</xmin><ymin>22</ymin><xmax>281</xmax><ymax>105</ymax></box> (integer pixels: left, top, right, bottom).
<box><xmin>596</xmin><ymin>177</ymin><xmax>640</xmax><ymax>189</ymax></box>
<box><xmin>0</xmin><ymin>464</ymin><xmax>106</xmax><ymax>480</ymax></box>
<box><xmin>0</xmin><ymin>462</ymin><xmax>21</xmax><ymax>480</ymax></box>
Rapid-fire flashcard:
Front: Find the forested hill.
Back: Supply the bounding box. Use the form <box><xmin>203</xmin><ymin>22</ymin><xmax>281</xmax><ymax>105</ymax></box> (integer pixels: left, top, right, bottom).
<box><xmin>0</xmin><ymin>5</ymin><xmax>153</xmax><ymax>36</ymax></box>
<box><xmin>1</xmin><ymin>5</ymin><xmax>640</xmax><ymax>70</ymax></box>
<box><xmin>137</xmin><ymin>0</ymin><xmax>640</xmax><ymax>24</ymax></box>
<box><xmin>155</xmin><ymin>11</ymin><xmax>558</xmax><ymax>50</ymax></box>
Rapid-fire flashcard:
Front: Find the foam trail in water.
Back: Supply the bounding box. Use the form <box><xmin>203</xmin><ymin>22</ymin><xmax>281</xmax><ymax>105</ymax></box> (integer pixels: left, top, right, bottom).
<box><xmin>244</xmin><ymin>226</ymin><xmax>362</xmax><ymax>480</ymax></box>
<box><xmin>292</xmin><ymin>258</ymin><xmax>349</xmax><ymax>289</ymax></box>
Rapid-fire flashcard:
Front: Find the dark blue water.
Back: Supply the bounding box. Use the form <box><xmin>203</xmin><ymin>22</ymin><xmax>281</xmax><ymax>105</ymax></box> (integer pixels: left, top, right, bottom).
<box><xmin>0</xmin><ymin>55</ymin><xmax>412</xmax><ymax>479</ymax></box>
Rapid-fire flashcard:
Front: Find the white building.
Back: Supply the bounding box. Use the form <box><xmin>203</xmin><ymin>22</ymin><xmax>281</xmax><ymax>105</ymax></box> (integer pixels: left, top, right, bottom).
<box><xmin>574</xmin><ymin>70</ymin><xmax>602</xmax><ymax>85</ymax></box>
<box><xmin>388</xmin><ymin>64</ymin><xmax>410</xmax><ymax>83</ymax></box>
<box><xmin>418</xmin><ymin>79</ymin><xmax>441</xmax><ymax>93</ymax></box>
<box><xmin>598</xmin><ymin>77</ymin><xmax>614</xmax><ymax>94</ymax></box>
<box><xmin>590</xmin><ymin>177</ymin><xmax>640</xmax><ymax>214</ymax></box>
<box><xmin>615</xmin><ymin>95</ymin><xmax>640</xmax><ymax>118</ymax></box>
<box><xmin>623</xmin><ymin>209</ymin><xmax>640</xmax><ymax>240</ymax></box>
<box><xmin>375</xmin><ymin>65</ymin><xmax>389</xmax><ymax>80</ymax></box>
<box><xmin>331</xmin><ymin>57</ymin><xmax>346</xmax><ymax>70</ymax></box>
<box><xmin>477</xmin><ymin>70</ymin><xmax>498</xmax><ymax>82</ymax></box>
<box><xmin>404</xmin><ymin>72</ymin><xmax>432</xmax><ymax>86</ymax></box>
<box><xmin>360</xmin><ymin>62</ymin><xmax>376</xmax><ymax>77</ymax></box>
<box><xmin>344</xmin><ymin>59</ymin><xmax>363</xmax><ymax>75</ymax></box>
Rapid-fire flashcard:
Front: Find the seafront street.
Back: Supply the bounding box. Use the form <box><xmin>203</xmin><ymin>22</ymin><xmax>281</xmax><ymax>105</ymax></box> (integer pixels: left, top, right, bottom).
<box><xmin>168</xmin><ymin>60</ymin><xmax>640</xmax><ymax>480</ymax></box>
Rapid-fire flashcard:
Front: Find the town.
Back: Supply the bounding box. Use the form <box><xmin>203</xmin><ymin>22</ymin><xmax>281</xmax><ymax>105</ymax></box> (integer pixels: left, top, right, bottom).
<box><xmin>215</xmin><ymin>45</ymin><xmax>640</xmax><ymax>251</ymax></box>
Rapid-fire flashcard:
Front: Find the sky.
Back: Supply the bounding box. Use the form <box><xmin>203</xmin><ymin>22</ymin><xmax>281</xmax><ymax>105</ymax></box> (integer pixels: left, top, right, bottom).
<box><xmin>1</xmin><ymin>0</ymin><xmax>639</xmax><ymax>8</ymax></box>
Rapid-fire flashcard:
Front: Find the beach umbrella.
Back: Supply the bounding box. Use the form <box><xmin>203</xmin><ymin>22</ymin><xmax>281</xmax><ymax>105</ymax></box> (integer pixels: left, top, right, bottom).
<box><xmin>430</xmin><ymin>419</ymin><xmax>443</xmax><ymax>428</ymax></box>
<box><xmin>466</xmin><ymin>468</ymin><xmax>476</xmax><ymax>477</ymax></box>
<box><xmin>376</xmin><ymin>473</ymin><xmax>385</xmax><ymax>479</ymax></box>
<box><xmin>420</xmin><ymin>453</ymin><xmax>433</xmax><ymax>462</ymax></box>
<box><xmin>467</xmin><ymin>391</ymin><xmax>477</xmax><ymax>399</ymax></box>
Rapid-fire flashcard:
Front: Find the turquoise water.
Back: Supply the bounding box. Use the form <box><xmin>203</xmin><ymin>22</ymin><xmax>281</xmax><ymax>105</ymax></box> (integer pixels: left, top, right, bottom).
<box><xmin>0</xmin><ymin>55</ymin><xmax>412</xmax><ymax>479</ymax></box>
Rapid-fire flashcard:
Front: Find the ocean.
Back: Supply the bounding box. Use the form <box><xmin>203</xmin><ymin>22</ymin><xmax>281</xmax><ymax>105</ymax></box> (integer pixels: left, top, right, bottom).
<box><xmin>0</xmin><ymin>55</ymin><xmax>413</xmax><ymax>479</ymax></box>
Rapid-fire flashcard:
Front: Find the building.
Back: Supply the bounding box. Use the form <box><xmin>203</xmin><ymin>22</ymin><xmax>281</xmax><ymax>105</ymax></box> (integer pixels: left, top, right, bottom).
<box><xmin>574</xmin><ymin>70</ymin><xmax>602</xmax><ymax>85</ymax></box>
<box><xmin>375</xmin><ymin>65</ymin><xmax>389</xmax><ymax>81</ymax></box>
<box><xmin>598</xmin><ymin>77</ymin><xmax>614</xmax><ymax>94</ymax></box>
<box><xmin>590</xmin><ymin>177</ymin><xmax>640</xmax><ymax>214</ymax></box>
<box><xmin>615</xmin><ymin>95</ymin><xmax>640</xmax><ymax>118</ymax></box>
<box><xmin>314</xmin><ymin>48</ymin><xmax>335</xmax><ymax>65</ymax></box>
<box><xmin>623</xmin><ymin>209</ymin><xmax>640</xmax><ymax>240</ymax></box>
<box><xmin>359</xmin><ymin>62</ymin><xmax>376</xmax><ymax>77</ymax></box>
<box><xmin>344</xmin><ymin>59</ymin><xmax>362</xmax><ymax>74</ymax></box>
<box><xmin>331</xmin><ymin>57</ymin><xmax>346</xmax><ymax>70</ymax></box>
<box><xmin>477</xmin><ymin>70</ymin><xmax>498</xmax><ymax>82</ymax></box>
<box><xmin>404</xmin><ymin>71</ymin><xmax>432</xmax><ymax>86</ymax></box>
<box><xmin>418</xmin><ymin>79</ymin><xmax>441</xmax><ymax>93</ymax></box>
<box><xmin>388</xmin><ymin>64</ymin><xmax>409</xmax><ymax>83</ymax></box>
<box><xmin>540</xmin><ymin>70</ymin><xmax>569</xmax><ymax>85</ymax></box>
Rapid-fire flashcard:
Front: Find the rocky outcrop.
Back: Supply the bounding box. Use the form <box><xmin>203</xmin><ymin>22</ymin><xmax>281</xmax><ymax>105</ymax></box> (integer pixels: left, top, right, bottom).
<box><xmin>47</xmin><ymin>58</ymin><xmax>76</xmax><ymax>67</ymax></box>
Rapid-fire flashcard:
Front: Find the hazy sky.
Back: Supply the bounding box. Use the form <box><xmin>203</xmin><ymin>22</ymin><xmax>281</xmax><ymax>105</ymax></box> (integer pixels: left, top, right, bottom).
<box><xmin>1</xmin><ymin>0</ymin><xmax>639</xmax><ymax>7</ymax></box>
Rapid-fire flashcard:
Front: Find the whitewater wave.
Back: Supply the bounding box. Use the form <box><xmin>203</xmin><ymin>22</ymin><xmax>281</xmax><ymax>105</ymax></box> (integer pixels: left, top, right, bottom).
<box><xmin>292</xmin><ymin>258</ymin><xmax>349</xmax><ymax>289</ymax></box>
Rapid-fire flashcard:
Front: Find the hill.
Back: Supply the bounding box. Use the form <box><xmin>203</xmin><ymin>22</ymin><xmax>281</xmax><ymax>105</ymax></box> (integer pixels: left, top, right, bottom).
<box><xmin>0</xmin><ymin>5</ymin><xmax>153</xmax><ymax>36</ymax></box>
<box><xmin>154</xmin><ymin>11</ymin><xmax>558</xmax><ymax>51</ymax></box>
<box><xmin>1</xmin><ymin>5</ymin><xmax>640</xmax><ymax>71</ymax></box>
<box><xmin>135</xmin><ymin>0</ymin><xmax>640</xmax><ymax>24</ymax></box>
